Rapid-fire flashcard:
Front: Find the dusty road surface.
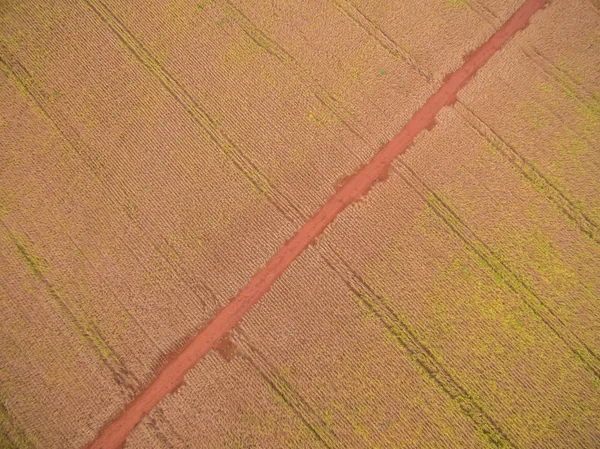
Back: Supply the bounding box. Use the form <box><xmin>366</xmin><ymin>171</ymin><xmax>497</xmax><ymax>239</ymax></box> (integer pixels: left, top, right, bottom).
<box><xmin>1</xmin><ymin>0</ymin><xmax>598</xmax><ymax>448</ymax></box>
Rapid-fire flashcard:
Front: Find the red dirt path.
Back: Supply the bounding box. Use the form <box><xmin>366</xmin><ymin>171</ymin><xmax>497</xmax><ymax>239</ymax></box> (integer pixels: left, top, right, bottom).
<box><xmin>86</xmin><ymin>1</ymin><xmax>547</xmax><ymax>447</ymax></box>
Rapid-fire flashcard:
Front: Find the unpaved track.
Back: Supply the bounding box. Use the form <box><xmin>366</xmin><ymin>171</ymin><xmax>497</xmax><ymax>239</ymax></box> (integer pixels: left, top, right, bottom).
<box><xmin>87</xmin><ymin>1</ymin><xmax>547</xmax><ymax>447</ymax></box>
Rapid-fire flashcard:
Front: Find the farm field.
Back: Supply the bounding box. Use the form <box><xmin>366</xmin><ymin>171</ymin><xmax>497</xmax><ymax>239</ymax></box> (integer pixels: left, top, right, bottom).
<box><xmin>1</xmin><ymin>0</ymin><xmax>599</xmax><ymax>448</ymax></box>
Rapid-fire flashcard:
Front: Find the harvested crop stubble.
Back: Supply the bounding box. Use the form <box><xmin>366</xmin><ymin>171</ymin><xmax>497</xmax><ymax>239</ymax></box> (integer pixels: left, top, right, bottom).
<box><xmin>122</xmin><ymin>350</ymin><xmax>327</xmax><ymax>449</ymax></box>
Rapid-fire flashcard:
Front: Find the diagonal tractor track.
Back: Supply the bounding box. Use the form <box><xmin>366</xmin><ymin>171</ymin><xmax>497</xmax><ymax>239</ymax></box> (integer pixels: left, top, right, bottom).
<box><xmin>86</xmin><ymin>1</ymin><xmax>548</xmax><ymax>447</ymax></box>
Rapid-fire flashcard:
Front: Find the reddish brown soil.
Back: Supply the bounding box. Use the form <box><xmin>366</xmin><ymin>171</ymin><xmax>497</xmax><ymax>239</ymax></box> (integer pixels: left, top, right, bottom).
<box><xmin>86</xmin><ymin>1</ymin><xmax>547</xmax><ymax>447</ymax></box>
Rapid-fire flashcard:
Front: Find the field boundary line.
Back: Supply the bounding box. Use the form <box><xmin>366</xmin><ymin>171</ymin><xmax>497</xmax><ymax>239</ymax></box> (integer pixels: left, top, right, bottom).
<box><xmin>332</xmin><ymin>0</ymin><xmax>600</xmax><ymax>375</ymax></box>
<box><xmin>84</xmin><ymin>3</ymin><xmax>548</xmax><ymax>447</ymax></box>
<box><xmin>74</xmin><ymin>4</ymin><xmax>511</xmax><ymax>446</ymax></box>
<box><xmin>317</xmin><ymin>243</ymin><xmax>516</xmax><ymax>449</ymax></box>
<box><xmin>392</xmin><ymin>161</ymin><xmax>600</xmax><ymax>380</ymax></box>
<box><xmin>212</xmin><ymin>0</ymin><xmax>595</xmax><ymax>370</ymax></box>
<box><xmin>454</xmin><ymin>101</ymin><xmax>600</xmax><ymax>244</ymax></box>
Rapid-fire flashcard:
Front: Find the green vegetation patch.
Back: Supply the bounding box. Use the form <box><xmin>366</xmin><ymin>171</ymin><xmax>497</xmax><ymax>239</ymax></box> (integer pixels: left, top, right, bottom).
<box><xmin>0</xmin><ymin>399</ymin><xmax>36</xmax><ymax>449</ymax></box>
<box><xmin>444</xmin><ymin>0</ymin><xmax>469</xmax><ymax>8</ymax></box>
<box><xmin>12</xmin><ymin>233</ymin><xmax>50</xmax><ymax>279</ymax></box>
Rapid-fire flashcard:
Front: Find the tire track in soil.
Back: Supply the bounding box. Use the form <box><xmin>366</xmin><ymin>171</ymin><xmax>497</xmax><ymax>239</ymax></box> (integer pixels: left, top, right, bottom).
<box><xmin>340</xmin><ymin>0</ymin><xmax>600</xmax><ymax>243</ymax></box>
<box><xmin>0</xmin><ymin>56</ymin><xmax>189</xmax><ymax>449</ymax></box>
<box><xmin>229</xmin><ymin>330</ymin><xmax>343</xmax><ymax>449</ymax></box>
<box><xmin>470</xmin><ymin>0</ymin><xmax>599</xmax><ymax>109</ymax></box>
<box><xmin>0</xmin><ymin>223</ymin><xmax>182</xmax><ymax>449</ymax></box>
<box><xmin>86</xmin><ymin>2</ymin><xmax>547</xmax><ymax>447</ymax></box>
<box><xmin>222</xmin><ymin>0</ymin><xmax>600</xmax><ymax>429</ymax></box>
<box><xmin>72</xmin><ymin>5</ymin><xmax>496</xmax><ymax>444</ymax></box>
<box><xmin>1</xmin><ymin>6</ymin><xmax>353</xmax><ymax>443</ymax></box>
<box><xmin>454</xmin><ymin>101</ymin><xmax>600</xmax><ymax>245</ymax></box>
<box><xmin>317</xmin><ymin>243</ymin><xmax>517</xmax><ymax>449</ymax></box>
<box><xmin>0</xmin><ymin>220</ymin><xmax>138</xmax><ymax>395</ymax></box>
<box><xmin>0</xmin><ymin>53</ymin><xmax>219</xmax><ymax>314</ymax></box>
<box><xmin>391</xmin><ymin>161</ymin><xmax>600</xmax><ymax>380</ymax></box>
<box><xmin>520</xmin><ymin>47</ymin><xmax>600</xmax><ymax>146</ymax></box>
<box><xmin>217</xmin><ymin>0</ymin><xmax>370</xmax><ymax>145</ymax></box>
<box><xmin>0</xmin><ymin>25</ymin><xmax>332</xmax><ymax>448</ymax></box>
<box><xmin>331</xmin><ymin>0</ymin><xmax>434</xmax><ymax>82</ymax></box>
<box><xmin>466</xmin><ymin>0</ymin><xmax>502</xmax><ymax>25</ymax></box>
<box><xmin>68</xmin><ymin>1</ymin><xmax>513</xmax><ymax>442</ymax></box>
<box><xmin>0</xmin><ymin>392</ymin><xmax>37</xmax><ymax>448</ymax></box>
<box><xmin>82</xmin><ymin>0</ymin><xmax>306</xmax><ymax>227</ymax></box>
<box><xmin>522</xmin><ymin>47</ymin><xmax>598</xmax><ymax>101</ymax></box>
<box><xmin>337</xmin><ymin>0</ymin><xmax>600</xmax><ymax>371</ymax></box>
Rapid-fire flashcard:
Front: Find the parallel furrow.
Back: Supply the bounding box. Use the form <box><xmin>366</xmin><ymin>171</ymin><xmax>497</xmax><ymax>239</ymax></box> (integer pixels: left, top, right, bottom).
<box><xmin>466</xmin><ymin>0</ymin><xmax>502</xmax><ymax>26</ymax></box>
<box><xmin>217</xmin><ymin>0</ymin><xmax>371</xmax><ymax>144</ymax></box>
<box><xmin>0</xmin><ymin>52</ymin><xmax>216</xmax><ymax>314</ymax></box>
<box><xmin>231</xmin><ymin>330</ymin><xmax>342</xmax><ymax>449</ymax></box>
<box><xmin>0</xmin><ymin>393</ymin><xmax>36</xmax><ymax>449</ymax></box>
<box><xmin>145</xmin><ymin>409</ymin><xmax>179</xmax><ymax>449</ymax></box>
<box><xmin>454</xmin><ymin>101</ymin><xmax>600</xmax><ymax>245</ymax></box>
<box><xmin>470</xmin><ymin>1</ymin><xmax>596</xmax><ymax>103</ymax></box>
<box><xmin>392</xmin><ymin>161</ymin><xmax>600</xmax><ymax>380</ymax></box>
<box><xmin>10</xmin><ymin>1</ymin><xmax>588</xmax><ymax>446</ymax></box>
<box><xmin>1</xmin><ymin>41</ymin><xmax>334</xmax><ymax>449</ymax></box>
<box><xmin>0</xmin><ymin>221</ymin><xmax>139</xmax><ymax>395</ymax></box>
<box><xmin>339</xmin><ymin>0</ymin><xmax>600</xmax><ymax>247</ymax></box>
<box><xmin>331</xmin><ymin>0</ymin><xmax>434</xmax><ymax>82</ymax></box>
<box><xmin>0</xmin><ymin>56</ymin><xmax>189</xmax><ymax>448</ymax></box>
<box><xmin>332</xmin><ymin>0</ymin><xmax>600</xmax><ymax>378</ymax></box>
<box><xmin>83</xmin><ymin>0</ymin><xmax>306</xmax><ymax>227</ymax></box>
<box><xmin>218</xmin><ymin>0</ymin><xmax>296</xmax><ymax>64</ymax></box>
<box><xmin>76</xmin><ymin>2</ymin><xmax>586</xmax><ymax>447</ymax></box>
<box><xmin>316</xmin><ymin>242</ymin><xmax>516</xmax><ymax>449</ymax></box>
<box><xmin>522</xmin><ymin>46</ymin><xmax>598</xmax><ymax>104</ymax></box>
